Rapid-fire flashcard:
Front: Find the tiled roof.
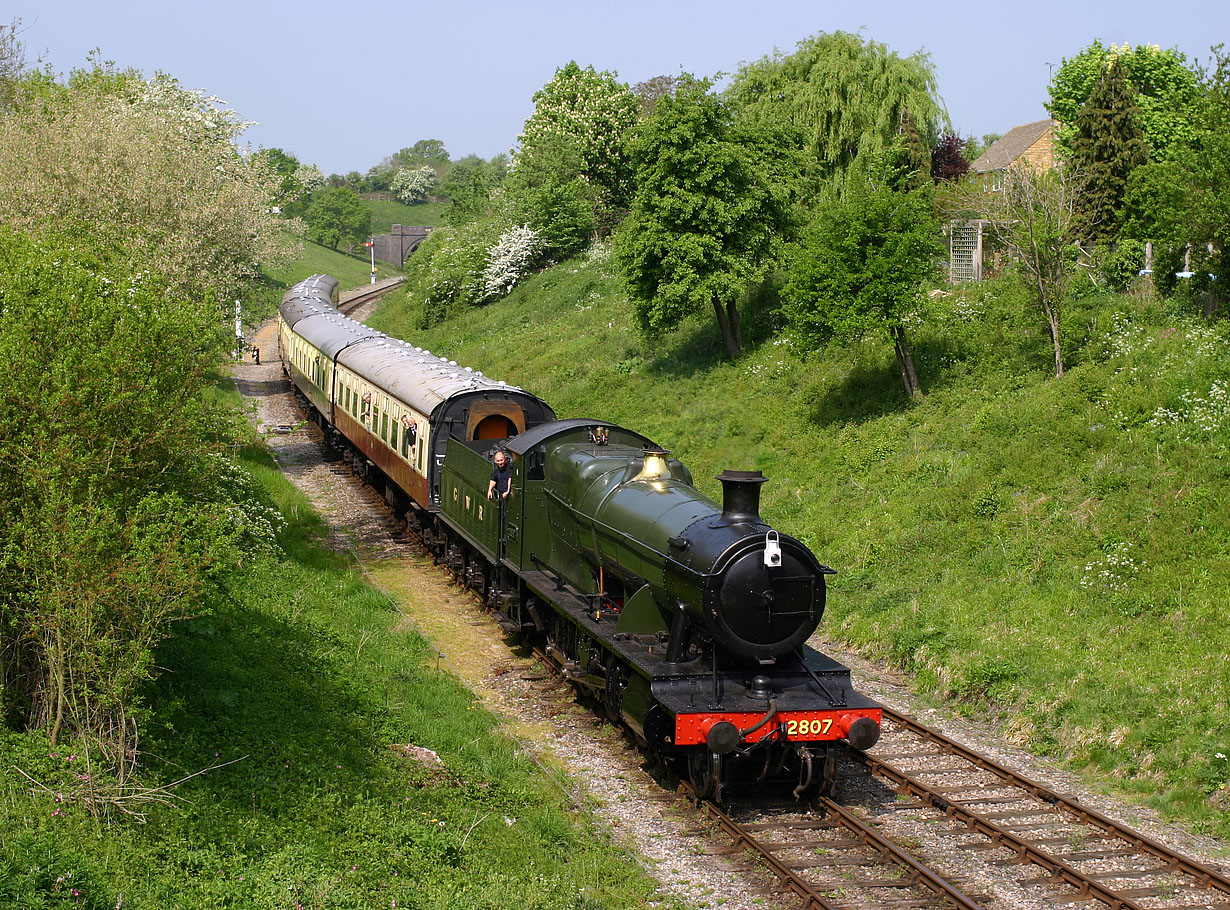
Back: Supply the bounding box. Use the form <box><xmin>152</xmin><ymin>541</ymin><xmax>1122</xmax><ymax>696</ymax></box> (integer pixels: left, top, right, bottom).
<box><xmin>970</xmin><ymin>119</ymin><xmax>1055</xmax><ymax>173</ymax></box>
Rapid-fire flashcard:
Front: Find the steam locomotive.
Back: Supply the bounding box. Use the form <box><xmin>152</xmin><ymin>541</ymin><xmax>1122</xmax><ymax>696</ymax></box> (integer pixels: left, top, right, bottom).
<box><xmin>278</xmin><ymin>275</ymin><xmax>880</xmax><ymax>799</ymax></box>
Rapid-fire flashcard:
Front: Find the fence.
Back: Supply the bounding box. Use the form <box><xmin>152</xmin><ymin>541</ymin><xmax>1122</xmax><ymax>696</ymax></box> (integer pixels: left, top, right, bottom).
<box><xmin>949</xmin><ymin>220</ymin><xmax>987</xmax><ymax>283</ymax></box>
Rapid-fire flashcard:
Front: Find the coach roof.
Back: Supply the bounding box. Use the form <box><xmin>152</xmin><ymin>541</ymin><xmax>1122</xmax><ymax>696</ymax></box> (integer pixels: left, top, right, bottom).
<box><xmin>338</xmin><ymin>336</ymin><xmax>540</xmax><ymax>417</ymax></box>
<box><xmin>279</xmin><ymin>274</ymin><xmax>340</xmax><ymax>328</ymax></box>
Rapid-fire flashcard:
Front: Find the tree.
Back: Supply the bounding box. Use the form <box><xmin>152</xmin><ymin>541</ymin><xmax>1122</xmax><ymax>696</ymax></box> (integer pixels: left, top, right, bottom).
<box><xmin>1116</xmin><ymin>48</ymin><xmax>1230</xmax><ymax>313</ymax></box>
<box><xmin>1183</xmin><ymin>51</ymin><xmax>1230</xmax><ymax>311</ymax></box>
<box><xmin>253</xmin><ymin>147</ymin><xmax>302</xmax><ymax>208</ymax></box>
<box><xmin>962</xmin><ymin>133</ymin><xmax>1001</xmax><ymax>163</ymax></box>
<box><xmin>390</xmin><ymin>165</ymin><xmax>437</xmax><ymax>204</ymax></box>
<box><xmin>303</xmin><ymin>186</ymin><xmax>371</xmax><ymax>250</ymax></box>
<box><xmin>1067</xmin><ymin>57</ymin><xmax>1149</xmax><ymax>243</ymax></box>
<box><xmin>1</xmin><ymin>16</ymin><xmax>28</xmax><ymax>112</ymax></box>
<box><xmin>506</xmin><ymin>133</ymin><xmax>597</xmax><ymax>258</ymax></box>
<box><xmin>1047</xmin><ymin>41</ymin><xmax>1202</xmax><ymax>161</ymax></box>
<box><xmin>632</xmin><ymin>74</ymin><xmax>686</xmax><ymax>115</ymax></box>
<box><xmin>948</xmin><ymin>165</ymin><xmax>1081</xmax><ymax>377</ymax></box>
<box><xmin>510</xmin><ymin>60</ymin><xmax>639</xmax><ymax>246</ymax></box>
<box><xmin>783</xmin><ymin>160</ymin><xmax>941</xmax><ymax>396</ymax></box>
<box><xmin>440</xmin><ymin>154</ymin><xmax>508</xmax><ymax>226</ymax></box>
<box><xmin>295</xmin><ymin>162</ymin><xmax>326</xmax><ymax>195</ymax></box>
<box><xmin>930</xmin><ymin>133</ymin><xmax>970</xmax><ymax>182</ymax></box>
<box><xmin>365</xmin><ymin>164</ymin><xmax>394</xmax><ymax>192</ymax></box>
<box><xmin>614</xmin><ymin>77</ymin><xmax>790</xmax><ymax>358</ymax></box>
<box><xmin>724</xmin><ymin>31</ymin><xmax>946</xmax><ymax>188</ymax></box>
<box><xmin>389</xmin><ymin>139</ymin><xmax>450</xmax><ymax>172</ymax></box>
<box><xmin>0</xmin><ymin>232</ymin><xmax>275</xmax><ymax>788</ymax></box>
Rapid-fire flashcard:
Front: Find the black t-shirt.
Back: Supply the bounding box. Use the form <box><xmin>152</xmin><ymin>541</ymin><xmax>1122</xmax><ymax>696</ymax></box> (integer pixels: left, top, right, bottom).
<box><xmin>490</xmin><ymin>461</ymin><xmax>512</xmax><ymax>494</ymax></box>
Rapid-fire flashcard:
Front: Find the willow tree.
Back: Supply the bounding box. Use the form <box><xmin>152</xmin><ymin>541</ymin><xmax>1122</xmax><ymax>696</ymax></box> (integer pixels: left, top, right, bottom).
<box><xmin>724</xmin><ymin>30</ymin><xmax>947</xmax><ymax>187</ymax></box>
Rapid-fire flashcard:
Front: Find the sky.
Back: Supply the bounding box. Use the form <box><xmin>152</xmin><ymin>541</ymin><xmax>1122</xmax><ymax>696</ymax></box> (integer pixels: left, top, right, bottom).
<box><xmin>13</xmin><ymin>0</ymin><xmax>1228</xmax><ymax>176</ymax></box>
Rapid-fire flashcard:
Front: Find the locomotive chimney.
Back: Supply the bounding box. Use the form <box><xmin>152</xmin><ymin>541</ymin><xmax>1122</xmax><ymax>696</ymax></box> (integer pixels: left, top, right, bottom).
<box><xmin>717</xmin><ymin>470</ymin><xmax>767</xmax><ymax>523</ymax></box>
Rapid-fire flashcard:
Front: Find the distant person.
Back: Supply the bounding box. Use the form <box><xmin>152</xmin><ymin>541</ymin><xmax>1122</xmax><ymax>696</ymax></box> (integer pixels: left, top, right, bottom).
<box><xmin>487</xmin><ymin>450</ymin><xmax>512</xmax><ymax>500</ymax></box>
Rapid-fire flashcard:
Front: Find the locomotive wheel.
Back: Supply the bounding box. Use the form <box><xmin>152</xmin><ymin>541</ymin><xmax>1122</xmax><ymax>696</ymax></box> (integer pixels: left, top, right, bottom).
<box><xmin>687</xmin><ymin>748</ymin><xmax>724</xmax><ymax>802</ymax></box>
<box><xmin>603</xmin><ymin>663</ymin><xmax>628</xmax><ymax>723</ymax></box>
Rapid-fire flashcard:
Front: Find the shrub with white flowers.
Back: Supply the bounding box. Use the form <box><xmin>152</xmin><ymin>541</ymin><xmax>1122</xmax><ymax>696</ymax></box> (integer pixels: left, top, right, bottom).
<box><xmin>0</xmin><ymin>69</ymin><xmax>293</xmax><ymax>300</ymax></box>
<box><xmin>482</xmin><ymin>224</ymin><xmax>543</xmax><ymax>299</ymax></box>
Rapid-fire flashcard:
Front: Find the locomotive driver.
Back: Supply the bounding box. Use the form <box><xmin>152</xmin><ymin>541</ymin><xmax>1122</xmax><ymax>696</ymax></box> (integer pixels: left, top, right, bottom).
<box><xmin>487</xmin><ymin>450</ymin><xmax>512</xmax><ymax>500</ymax></box>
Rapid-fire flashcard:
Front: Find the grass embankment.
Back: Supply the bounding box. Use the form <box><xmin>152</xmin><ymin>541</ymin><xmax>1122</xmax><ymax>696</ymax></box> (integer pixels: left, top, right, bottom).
<box><xmin>0</xmin><ymin>432</ymin><xmax>668</xmax><ymax>908</ymax></box>
<box><xmin>372</xmin><ymin>249</ymin><xmax>1230</xmax><ymax>838</ymax></box>
<box><xmin>262</xmin><ymin>239</ymin><xmax>394</xmax><ymax>298</ymax></box>
<box><xmin>363</xmin><ymin>199</ymin><xmax>448</xmax><ymax>234</ymax></box>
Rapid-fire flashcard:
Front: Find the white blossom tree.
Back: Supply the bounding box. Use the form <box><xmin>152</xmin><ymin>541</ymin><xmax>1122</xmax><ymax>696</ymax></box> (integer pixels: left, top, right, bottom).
<box><xmin>514</xmin><ymin>61</ymin><xmax>639</xmax><ymax>206</ymax></box>
<box><xmin>0</xmin><ymin>66</ymin><xmax>293</xmax><ymax>301</ymax></box>
<box><xmin>508</xmin><ymin>61</ymin><xmax>639</xmax><ymax>255</ymax></box>
<box><xmin>294</xmin><ymin>162</ymin><xmax>327</xmax><ymax>195</ymax></box>
<box><xmin>391</xmin><ymin>165</ymin><xmax>437</xmax><ymax>204</ymax></box>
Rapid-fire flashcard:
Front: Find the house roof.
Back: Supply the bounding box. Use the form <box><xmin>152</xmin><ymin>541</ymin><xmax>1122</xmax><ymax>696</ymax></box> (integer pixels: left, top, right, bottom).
<box><xmin>971</xmin><ymin>119</ymin><xmax>1055</xmax><ymax>173</ymax></box>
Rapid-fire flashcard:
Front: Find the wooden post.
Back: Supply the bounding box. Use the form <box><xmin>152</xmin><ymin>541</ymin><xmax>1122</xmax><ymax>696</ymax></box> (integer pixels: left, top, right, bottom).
<box><xmin>974</xmin><ymin>221</ymin><xmax>984</xmax><ymax>281</ymax></box>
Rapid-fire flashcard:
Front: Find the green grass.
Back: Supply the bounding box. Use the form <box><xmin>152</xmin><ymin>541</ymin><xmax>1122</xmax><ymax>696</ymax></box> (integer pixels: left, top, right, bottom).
<box><xmin>245</xmin><ymin>237</ymin><xmax>405</xmax><ymax>331</ymax></box>
<box><xmin>371</xmin><ymin>253</ymin><xmax>1230</xmax><ymax>839</ymax></box>
<box><xmin>363</xmin><ymin>199</ymin><xmax>448</xmax><ymax>234</ymax></box>
<box><xmin>263</xmin><ymin>238</ymin><xmax>393</xmax><ymax>293</ymax></box>
<box><xmin>361</xmin><ymin>197</ymin><xmax>450</xmax><ymax>234</ymax></box>
<box><xmin>0</xmin><ymin>435</ymin><xmax>670</xmax><ymax>909</ymax></box>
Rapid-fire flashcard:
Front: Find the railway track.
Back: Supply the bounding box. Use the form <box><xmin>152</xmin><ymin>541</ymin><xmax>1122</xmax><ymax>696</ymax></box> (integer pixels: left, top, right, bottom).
<box><xmin>858</xmin><ymin>707</ymin><xmax>1230</xmax><ymax>910</ymax></box>
<box><xmin>336</xmin><ymin>276</ymin><xmax>403</xmax><ymax>317</ymax></box>
<box><xmin>663</xmin><ymin>707</ymin><xmax>1230</xmax><ymax>910</ymax></box>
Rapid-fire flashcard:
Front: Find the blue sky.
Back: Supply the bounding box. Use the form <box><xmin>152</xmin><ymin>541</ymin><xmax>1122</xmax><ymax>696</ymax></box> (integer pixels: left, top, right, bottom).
<box><xmin>15</xmin><ymin>1</ymin><xmax>1227</xmax><ymax>176</ymax></box>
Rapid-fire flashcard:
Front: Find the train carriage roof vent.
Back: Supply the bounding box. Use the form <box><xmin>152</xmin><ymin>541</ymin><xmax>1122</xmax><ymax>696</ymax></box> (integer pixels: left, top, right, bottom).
<box><xmin>717</xmin><ymin>470</ymin><xmax>767</xmax><ymax>523</ymax></box>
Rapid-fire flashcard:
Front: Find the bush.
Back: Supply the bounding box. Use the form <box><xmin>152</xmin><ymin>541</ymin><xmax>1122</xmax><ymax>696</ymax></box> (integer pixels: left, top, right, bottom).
<box><xmin>0</xmin><ymin>233</ymin><xmax>275</xmax><ymax>791</ymax></box>
<box><xmin>482</xmin><ymin>224</ymin><xmax>544</xmax><ymax>299</ymax></box>
<box><xmin>1096</xmin><ymin>239</ymin><xmax>1147</xmax><ymax>292</ymax></box>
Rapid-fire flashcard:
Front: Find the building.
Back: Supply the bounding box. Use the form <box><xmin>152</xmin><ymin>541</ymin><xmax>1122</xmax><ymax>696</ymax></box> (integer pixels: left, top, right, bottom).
<box><xmin>970</xmin><ymin>118</ymin><xmax>1058</xmax><ymax>175</ymax></box>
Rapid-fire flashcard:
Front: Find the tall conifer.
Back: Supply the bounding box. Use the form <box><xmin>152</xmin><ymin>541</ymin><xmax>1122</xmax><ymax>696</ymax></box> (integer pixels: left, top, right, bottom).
<box><xmin>1069</xmin><ymin>57</ymin><xmax>1148</xmax><ymax>243</ymax></box>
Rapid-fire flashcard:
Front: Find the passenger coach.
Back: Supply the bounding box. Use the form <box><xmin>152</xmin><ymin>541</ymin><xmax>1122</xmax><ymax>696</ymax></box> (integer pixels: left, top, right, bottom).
<box><xmin>277</xmin><ymin>275</ymin><xmax>555</xmax><ymax>512</ymax></box>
